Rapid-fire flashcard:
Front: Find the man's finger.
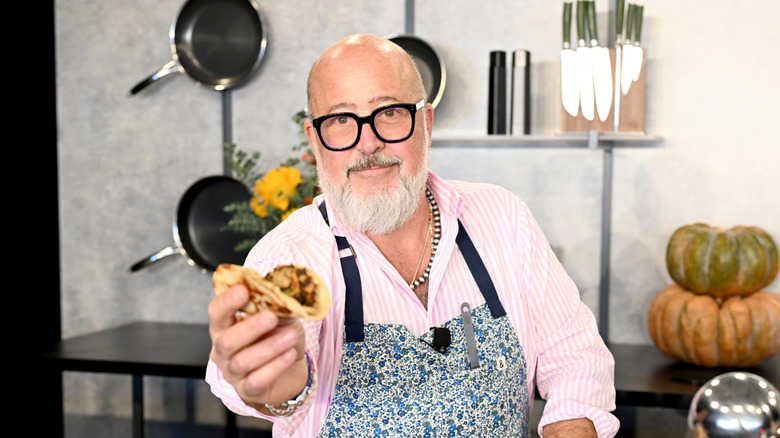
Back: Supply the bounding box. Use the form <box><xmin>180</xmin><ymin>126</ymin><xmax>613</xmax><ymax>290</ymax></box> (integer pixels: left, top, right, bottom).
<box><xmin>225</xmin><ymin>322</ymin><xmax>298</xmax><ymax>378</ymax></box>
<box><xmin>239</xmin><ymin>348</ymin><xmax>300</xmax><ymax>403</ymax></box>
<box><xmin>208</xmin><ymin>285</ymin><xmax>250</xmax><ymax>335</ymax></box>
<box><xmin>212</xmin><ymin>309</ymin><xmax>281</xmax><ymax>362</ymax></box>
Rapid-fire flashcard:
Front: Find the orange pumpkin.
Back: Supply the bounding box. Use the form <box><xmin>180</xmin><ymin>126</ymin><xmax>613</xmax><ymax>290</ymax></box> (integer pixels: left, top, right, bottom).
<box><xmin>647</xmin><ymin>284</ymin><xmax>780</xmax><ymax>367</ymax></box>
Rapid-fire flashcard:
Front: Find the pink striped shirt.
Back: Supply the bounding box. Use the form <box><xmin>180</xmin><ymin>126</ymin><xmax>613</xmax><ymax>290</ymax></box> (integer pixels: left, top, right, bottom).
<box><xmin>206</xmin><ymin>171</ymin><xmax>619</xmax><ymax>437</ymax></box>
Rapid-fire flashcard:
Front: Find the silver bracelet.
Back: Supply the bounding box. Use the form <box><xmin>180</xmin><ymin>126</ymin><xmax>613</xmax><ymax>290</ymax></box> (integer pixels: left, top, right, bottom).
<box><xmin>264</xmin><ymin>352</ymin><xmax>312</xmax><ymax>417</ymax></box>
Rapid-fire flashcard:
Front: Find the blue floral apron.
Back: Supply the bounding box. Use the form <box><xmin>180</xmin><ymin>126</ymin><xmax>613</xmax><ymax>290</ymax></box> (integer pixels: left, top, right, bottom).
<box><xmin>318</xmin><ymin>204</ymin><xmax>529</xmax><ymax>437</ymax></box>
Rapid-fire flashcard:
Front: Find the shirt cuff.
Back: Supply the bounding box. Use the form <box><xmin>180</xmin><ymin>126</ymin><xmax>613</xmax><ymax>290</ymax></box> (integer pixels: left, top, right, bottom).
<box><xmin>537</xmin><ymin>400</ymin><xmax>620</xmax><ymax>438</ymax></box>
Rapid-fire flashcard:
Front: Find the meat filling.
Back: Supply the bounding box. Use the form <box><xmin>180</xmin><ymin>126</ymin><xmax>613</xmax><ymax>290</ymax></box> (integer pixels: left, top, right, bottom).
<box><xmin>265</xmin><ymin>265</ymin><xmax>317</xmax><ymax>306</ymax></box>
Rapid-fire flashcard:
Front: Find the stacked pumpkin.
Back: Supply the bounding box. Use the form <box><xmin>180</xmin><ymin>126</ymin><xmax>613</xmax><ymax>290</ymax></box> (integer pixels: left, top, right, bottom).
<box><xmin>647</xmin><ymin>223</ymin><xmax>780</xmax><ymax>367</ymax></box>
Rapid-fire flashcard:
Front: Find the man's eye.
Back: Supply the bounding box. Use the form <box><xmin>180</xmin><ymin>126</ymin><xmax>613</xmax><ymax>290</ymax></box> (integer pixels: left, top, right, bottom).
<box><xmin>380</xmin><ymin>108</ymin><xmax>399</xmax><ymax>118</ymax></box>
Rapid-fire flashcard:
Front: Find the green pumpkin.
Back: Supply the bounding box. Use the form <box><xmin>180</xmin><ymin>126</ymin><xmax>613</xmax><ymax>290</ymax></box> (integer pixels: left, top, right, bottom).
<box><xmin>666</xmin><ymin>223</ymin><xmax>779</xmax><ymax>297</ymax></box>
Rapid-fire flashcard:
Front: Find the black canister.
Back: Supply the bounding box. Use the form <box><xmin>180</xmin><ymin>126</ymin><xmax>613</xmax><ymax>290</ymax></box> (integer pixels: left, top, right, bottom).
<box><xmin>488</xmin><ymin>51</ymin><xmax>507</xmax><ymax>134</ymax></box>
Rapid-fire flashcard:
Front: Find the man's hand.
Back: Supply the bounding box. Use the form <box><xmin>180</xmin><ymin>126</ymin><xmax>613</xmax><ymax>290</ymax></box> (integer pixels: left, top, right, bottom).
<box><xmin>208</xmin><ymin>284</ymin><xmax>309</xmax><ymax>412</ymax></box>
<box><xmin>543</xmin><ymin>418</ymin><xmax>598</xmax><ymax>438</ymax></box>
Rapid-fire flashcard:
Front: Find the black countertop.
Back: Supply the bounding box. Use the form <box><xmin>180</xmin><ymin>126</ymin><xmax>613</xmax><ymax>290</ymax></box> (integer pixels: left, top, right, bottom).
<box><xmin>11</xmin><ymin>321</ymin><xmax>780</xmax><ymax>408</ymax></box>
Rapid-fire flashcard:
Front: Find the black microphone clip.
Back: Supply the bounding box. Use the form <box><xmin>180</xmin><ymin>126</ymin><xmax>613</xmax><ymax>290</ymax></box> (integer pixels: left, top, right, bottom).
<box><xmin>431</xmin><ymin>327</ymin><xmax>451</xmax><ymax>354</ymax></box>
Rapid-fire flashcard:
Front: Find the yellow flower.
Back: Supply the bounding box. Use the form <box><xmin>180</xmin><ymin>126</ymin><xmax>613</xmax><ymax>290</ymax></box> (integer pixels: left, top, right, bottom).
<box><xmin>254</xmin><ymin>166</ymin><xmax>302</xmax><ymax>212</ymax></box>
<box><xmin>250</xmin><ymin>197</ymin><xmax>268</xmax><ymax>218</ymax></box>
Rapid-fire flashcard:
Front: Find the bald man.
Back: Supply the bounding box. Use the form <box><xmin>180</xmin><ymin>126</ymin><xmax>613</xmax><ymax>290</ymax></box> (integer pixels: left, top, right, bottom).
<box><xmin>207</xmin><ymin>34</ymin><xmax>619</xmax><ymax>437</ymax></box>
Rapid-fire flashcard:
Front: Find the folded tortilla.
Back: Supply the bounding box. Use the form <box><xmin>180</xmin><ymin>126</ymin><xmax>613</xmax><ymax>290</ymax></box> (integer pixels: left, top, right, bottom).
<box><xmin>213</xmin><ymin>263</ymin><xmax>330</xmax><ymax>321</ymax></box>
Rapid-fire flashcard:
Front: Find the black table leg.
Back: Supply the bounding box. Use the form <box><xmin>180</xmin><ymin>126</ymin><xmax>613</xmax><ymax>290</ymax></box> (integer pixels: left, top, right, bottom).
<box><xmin>226</xmin><ymin>408</ymin><xmax>238</xmax><ymax>438</ymax></box>
<box><xmin>132</xmin><ymin>374</ymin><xmax>144</xmax><ymax>438</ymax></box>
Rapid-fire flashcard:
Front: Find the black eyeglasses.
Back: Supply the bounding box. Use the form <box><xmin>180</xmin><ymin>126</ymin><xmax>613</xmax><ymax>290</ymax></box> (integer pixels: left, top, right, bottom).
<box><xmin>310</xmin><ymin>99</ymin><xmax>425</xmax><ymax>151</ymax></box>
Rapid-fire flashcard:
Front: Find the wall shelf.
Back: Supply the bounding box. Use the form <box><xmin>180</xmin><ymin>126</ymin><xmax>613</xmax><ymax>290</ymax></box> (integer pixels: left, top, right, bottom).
<box><xmin>432</xmin><ymin>132</ymin><xmax>662</xmax><ymax>149</ymax></box>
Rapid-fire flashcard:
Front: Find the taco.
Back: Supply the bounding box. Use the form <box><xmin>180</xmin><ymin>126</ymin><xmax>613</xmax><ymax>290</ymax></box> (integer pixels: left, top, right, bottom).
<box><xmin>213</xmin><ymin>263</ymin><xmax>330</xmax><ymax>321</ymax></box>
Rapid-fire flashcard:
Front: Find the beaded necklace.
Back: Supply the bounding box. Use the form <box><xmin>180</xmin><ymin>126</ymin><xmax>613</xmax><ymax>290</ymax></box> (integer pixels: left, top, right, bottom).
<box><xmin>410</xmin><ymin>188</ymin><xmax>440</xmax><ymax>289</ymax></box>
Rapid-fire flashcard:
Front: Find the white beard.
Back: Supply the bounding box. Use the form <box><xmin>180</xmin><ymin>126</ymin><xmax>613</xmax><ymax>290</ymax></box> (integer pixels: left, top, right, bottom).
<box><xmin>318</xmin><ymin>151</ymin><xmax>429</xmax><ymax>235</ymax></box>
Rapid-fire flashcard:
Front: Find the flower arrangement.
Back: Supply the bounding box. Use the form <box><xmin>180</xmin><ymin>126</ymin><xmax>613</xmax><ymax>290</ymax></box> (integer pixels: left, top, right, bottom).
<box><xmin>223</xmin><ymin>112</ymin><xmax>319</xmax><ymax>252</ymax></box>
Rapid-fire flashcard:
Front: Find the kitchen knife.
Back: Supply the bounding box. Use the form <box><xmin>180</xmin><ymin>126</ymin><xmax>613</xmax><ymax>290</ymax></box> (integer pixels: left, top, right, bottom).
<box><xmin>587</xmin><ymin>0</ymin><xmax>613</xmax><ymax>123</ymax></box>
<box><xmin>631</xmin><ymin>5</ymin><xmax>644</xmax><ymax>82</ymax></box>
<box><xmin>613</xmin><ymin>0</ymin><xmax>625</xmax><ymax>131</ymax></box>
<box><xmin>621</xmin><ymin>3</ymin><xmax>636</xmax><ymax>95</ymax></box>
<box><xmin>576</xmin><ymin>0</ymin><xmax>594</xmax><ymax>121</ymax></box>
<box><xmin>561</xmin><ymin>2</ymin><xmax>579</xmax><ymax>117</ymax></box>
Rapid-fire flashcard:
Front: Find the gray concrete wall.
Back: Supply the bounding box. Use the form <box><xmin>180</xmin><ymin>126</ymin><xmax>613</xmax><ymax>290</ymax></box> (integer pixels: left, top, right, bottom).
<box><xmin>56</xmin><ymin>0</ymin><xmax>780</xmax><ymax>435</ymax></box>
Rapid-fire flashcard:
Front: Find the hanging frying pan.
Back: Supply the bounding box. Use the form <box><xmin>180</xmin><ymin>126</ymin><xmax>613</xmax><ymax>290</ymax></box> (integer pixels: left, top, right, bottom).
<box><xmin>130</xmin><ymin>176</ymin><xmax>253</xmax><ymax>273</ymax></box>
<box><xmin>387</xmin><ymin>35</ymin><xmax>446</xmax><ymax>109</ymax></box>
<box><xmin>129</xmin><ymin>0</ymin><xmax>268</xmax><ymax>96</ymax></box>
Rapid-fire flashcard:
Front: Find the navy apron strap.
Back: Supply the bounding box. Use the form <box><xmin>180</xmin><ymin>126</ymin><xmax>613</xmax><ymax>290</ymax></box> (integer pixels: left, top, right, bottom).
<box><xmin>318</xmin><ymin>201</ymin><xmax>330</xmax><ymax>225</ymax></box>
<box><xmin>456</xmin><ymin>219</ymin><xmax>506</xmax><ymax>318</ymax></box>
<box><xmin>319</xmin><ymin>202</ymin><xmax>365</xmax><ymax>342</ymax></box>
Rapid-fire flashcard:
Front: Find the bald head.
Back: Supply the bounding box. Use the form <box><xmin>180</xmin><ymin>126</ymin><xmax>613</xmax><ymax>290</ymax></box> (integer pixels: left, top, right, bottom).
<box><xmin>306</xmin><ymin>34</ymin><xmax>425</xmax><ymax>117</ymax></box>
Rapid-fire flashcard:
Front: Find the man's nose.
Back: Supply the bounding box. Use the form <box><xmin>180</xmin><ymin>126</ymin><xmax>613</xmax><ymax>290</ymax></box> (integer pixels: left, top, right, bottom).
<box><xmin>355</xmin><ymin>122</ymin><xmax>384</xmax><ymax>156</ymax></box>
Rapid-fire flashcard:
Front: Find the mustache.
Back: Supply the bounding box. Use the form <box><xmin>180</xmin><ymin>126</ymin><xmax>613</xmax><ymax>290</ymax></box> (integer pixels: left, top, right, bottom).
<box><xmin>346</xmin><ymin>153</ymin><xmax>402</xmax><ymax>173</ymax></box>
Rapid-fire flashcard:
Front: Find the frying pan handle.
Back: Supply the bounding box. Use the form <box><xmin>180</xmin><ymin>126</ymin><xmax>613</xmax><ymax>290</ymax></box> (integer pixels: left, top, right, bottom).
<box><xmin>130</xmin><ymin>245</ymin><xmax>180</xmax><ymax>272</ymax></box>
<box><xmin>128</xmin><ymin>60</ymin><xmax>180</xmax><ymax>96</ymax></box>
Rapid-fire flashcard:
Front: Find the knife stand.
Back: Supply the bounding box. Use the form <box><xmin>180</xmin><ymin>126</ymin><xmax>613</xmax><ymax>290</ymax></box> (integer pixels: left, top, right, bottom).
<box><xmin>560</xmin><ymin>48</ymin><xmax>646</xmax><ymax>133</ymax></box>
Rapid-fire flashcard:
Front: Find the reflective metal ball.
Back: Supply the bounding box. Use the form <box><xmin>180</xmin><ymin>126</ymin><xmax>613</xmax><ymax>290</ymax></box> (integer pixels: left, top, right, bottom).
<box><xmin>688</xmin><ymin>371</ymin><xmax>780</xmax><ymax>438</ymax></box>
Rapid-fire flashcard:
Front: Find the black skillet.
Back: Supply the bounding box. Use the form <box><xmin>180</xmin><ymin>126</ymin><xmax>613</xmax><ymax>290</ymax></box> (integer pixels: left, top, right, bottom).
<box><xmin>130</xmin><ymin>176</ymin><xmax>252</xmax><ymax>273</ymax></box>
<box><xmin>129</xmin><ymin>0</ymin><xmax>268</xmax><ymax>95</ymax></box>
<box><xmin>387</xmin><ymin>34</ymin><xmax>447</xmax><ymax>108</ymax></box>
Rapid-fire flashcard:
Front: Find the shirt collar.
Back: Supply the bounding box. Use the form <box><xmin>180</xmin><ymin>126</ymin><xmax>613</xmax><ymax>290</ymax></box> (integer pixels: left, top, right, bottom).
<box><xmin>425</xmin><ymin>170</ymin><xmax>463</xmax><ymax>222</ymax></box>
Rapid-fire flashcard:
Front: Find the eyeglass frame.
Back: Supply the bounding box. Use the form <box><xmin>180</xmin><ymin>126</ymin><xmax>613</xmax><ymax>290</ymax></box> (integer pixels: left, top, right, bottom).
<box><xmin>309</xmin><ymin>99</ymin><xmax>425</xmax><ymax>151</ymax></box>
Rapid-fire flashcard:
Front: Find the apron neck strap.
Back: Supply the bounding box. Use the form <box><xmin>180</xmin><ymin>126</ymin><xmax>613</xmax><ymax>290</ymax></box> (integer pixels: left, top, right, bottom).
<box><xmin>455</xmin><ymin>219</ymin><xmax>506</xmax><ymax>319</ymax></box>
<box><xmin>319</xmin><ymin>202</ymin><xmax>365</xmax><ymax>342</ymax></box>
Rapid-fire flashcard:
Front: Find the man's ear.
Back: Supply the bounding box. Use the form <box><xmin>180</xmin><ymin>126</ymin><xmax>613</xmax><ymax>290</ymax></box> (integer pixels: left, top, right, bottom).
<box><xmin>304</xmin><ymin>120</ymin><xmax>320</xmax><ymax>155</ymax></box>
<box><xmin>425</xmin><ymin>103</ymin><xmax>434</xmax><ymax>139</ymax></box>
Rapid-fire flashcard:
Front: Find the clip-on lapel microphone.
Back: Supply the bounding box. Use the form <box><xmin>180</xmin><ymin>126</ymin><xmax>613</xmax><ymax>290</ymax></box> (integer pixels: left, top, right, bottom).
<box><xmin>431</xmin><ymin>327</ymin><xmax>451</xmax><ymax>354</ymax></box>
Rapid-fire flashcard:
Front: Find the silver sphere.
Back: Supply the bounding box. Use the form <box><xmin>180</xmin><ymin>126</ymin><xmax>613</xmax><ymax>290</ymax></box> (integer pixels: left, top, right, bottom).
<box><xmin>688</xmin><ymin>371</ymin><xmax>780</xmax><ymax>438</ymax></box>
